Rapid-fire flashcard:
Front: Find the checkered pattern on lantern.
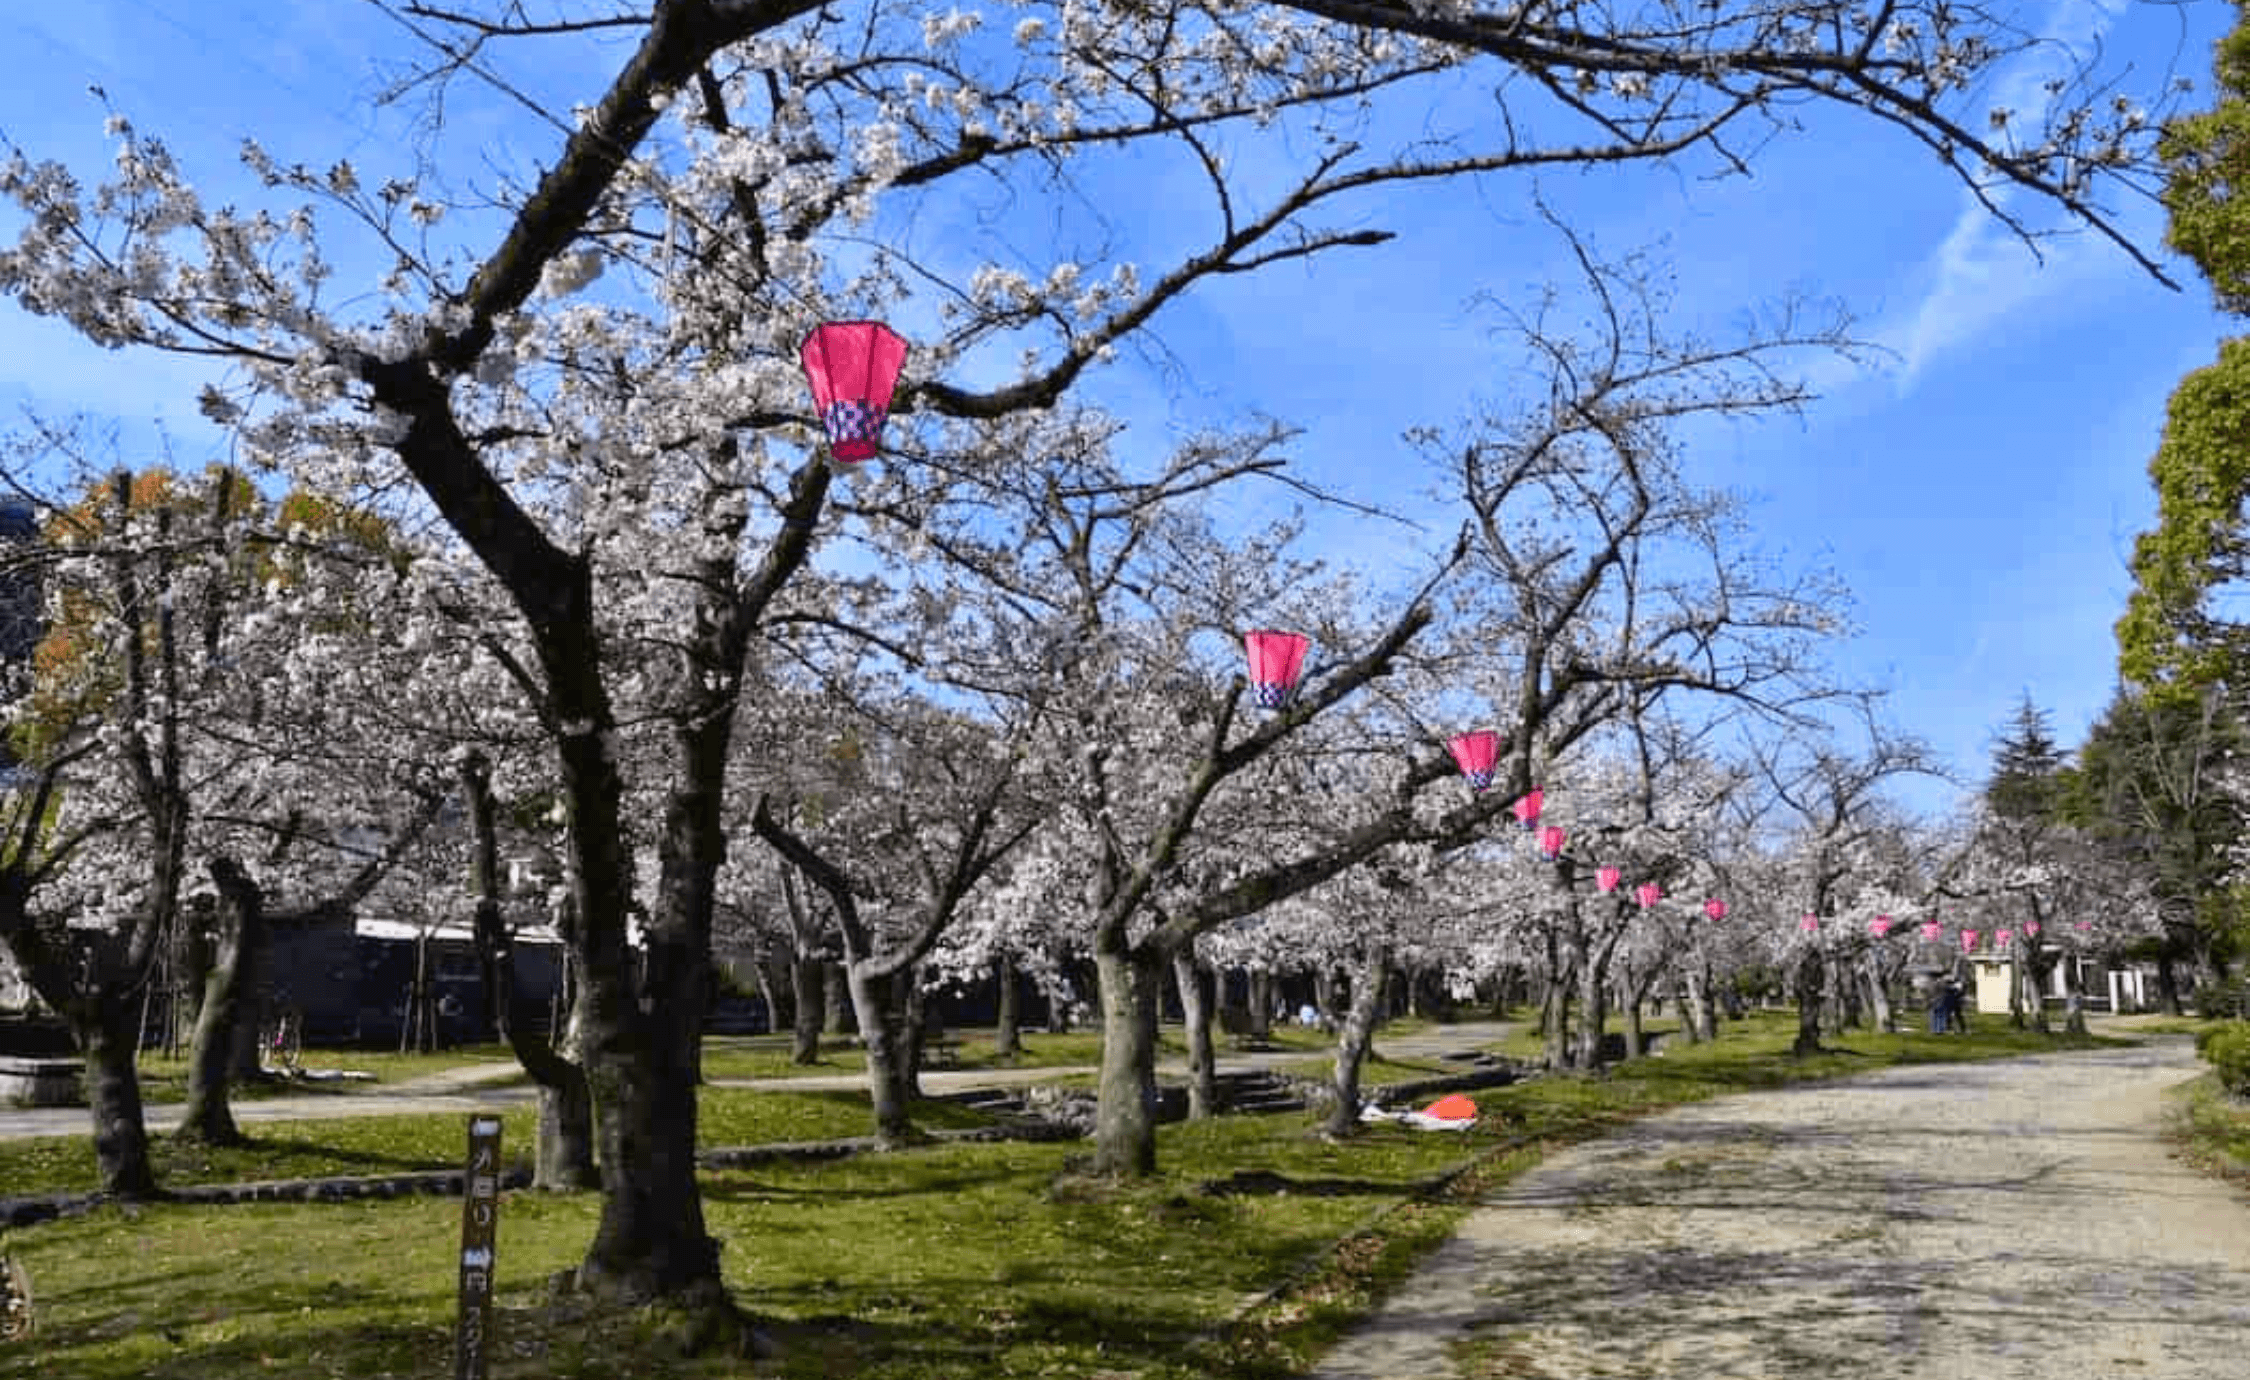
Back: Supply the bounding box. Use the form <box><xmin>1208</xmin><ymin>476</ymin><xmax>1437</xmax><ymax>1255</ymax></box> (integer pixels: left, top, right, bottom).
<box><xmin>1252</xmin><ymin>681</ymin><xmax>1294</xmax><ymax>709</ymax></box>
<box><xmin>823</xmin><ymin>399</ymin><xmax>888</xmax><ymax>449</ymax></box>
<box><xmin>1464</xmin><ymin>769</ymin><xmax>1494</xmax><ymax>792</ymax></box>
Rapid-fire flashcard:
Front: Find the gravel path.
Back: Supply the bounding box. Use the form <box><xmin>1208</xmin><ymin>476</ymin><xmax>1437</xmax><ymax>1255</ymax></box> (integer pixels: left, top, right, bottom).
<box><xmin>1306</xmin><ymin>1037</ymin><xmax>2250</xmax><ymax>1380</ymax></box>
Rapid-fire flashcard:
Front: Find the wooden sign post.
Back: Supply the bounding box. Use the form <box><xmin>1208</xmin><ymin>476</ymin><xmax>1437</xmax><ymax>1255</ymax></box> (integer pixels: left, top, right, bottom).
<box><xmin>454</xmin><ymin>1115</ymin><xmax>502</xmax><ymax>1380</ymax></box>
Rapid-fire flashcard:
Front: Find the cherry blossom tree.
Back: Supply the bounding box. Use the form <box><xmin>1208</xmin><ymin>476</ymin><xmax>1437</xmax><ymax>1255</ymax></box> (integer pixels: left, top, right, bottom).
<box><xmin>0</xmin><ymin>0</ymin><xmax>2192</xmax><ymax>1321</ymax></box>
<box><xmin>1744</xmin><ymin>712</ymin><xmax>1944</xmax><ymax>1054</ymax></box>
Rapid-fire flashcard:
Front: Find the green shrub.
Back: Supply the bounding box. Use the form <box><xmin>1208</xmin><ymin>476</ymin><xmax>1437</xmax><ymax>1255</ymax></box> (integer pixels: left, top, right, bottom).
<box><xmin>2200</xmin><ymin>1023</ymin><xmax>2250</xmax><ymax>1097</ymax></box>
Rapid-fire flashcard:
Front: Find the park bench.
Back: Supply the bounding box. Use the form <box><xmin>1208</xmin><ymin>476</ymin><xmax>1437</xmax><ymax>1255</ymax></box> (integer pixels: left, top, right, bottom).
<box><xmin>0</xmin><ymin>1057</ymin><xmax>80</xmax><ymax>1109</ymax></box>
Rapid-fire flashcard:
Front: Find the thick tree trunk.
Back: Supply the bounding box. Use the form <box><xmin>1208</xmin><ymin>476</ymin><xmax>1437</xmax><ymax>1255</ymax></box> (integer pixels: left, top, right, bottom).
<box><xmin>1172</xmin><ymin>947</ymin><xmax>1218</xmax><ymax>1121</ymax></box>
<box><xmin>2022</xmin><ymin>955</ymin><xmax>2053</xmax><ymax>1034</ymax></box>
<box><xmin>1867</xmin><ymin>960</ymin><xmax>1896</xmax><ymax>1034</ymax></box>
<box><xmin>1540</xmin><ymin>972</ymin><xmax>1573</xmax><ymax>1070</ymax></box>
<box><xmin>1678</xmin><ymin>967</ymin><xmax>1709</xmax><ymax>1045</ymax></box>
<box><xmin>787</xmin><ymin>956</ymin><xmax>824</xmax><ymax>1064</ymax></box>
<box><xmin>177</xmin><ymin>860</ymin><xmax>263</xmax><ymax>1146</ymax></box>
<box><xmin>2157</xmin><ymin>945</ymin><xmax>2185</xmax><ymax>1016</ymax></box>
<box><xmin>1323</xmin><ymin>948</ymin><xmax>1390</xmax><ymax>1137</ymax></box>
<box><xmin>2062</xmin><ymin>953</ymin><xmax>2089</xmax><ymax>1035</ymax></box>
<box><xmin>1791</xmin><ymin>949</ymin><xmax>1825</xmax><ymax>1057</ymax></box>
<box><xmin>993</xmin><ymin>950</ymin><xmax>1022</xmax><ymax>1059</ymax></box>
<box><xmin>846</xmin><ymin>962</ymin><xmax>916</xmax><ymax>1147</ymax></box>
<box><xmin>1572</xmin><ymin>932</ymin><xmax>1611</xmax><ymax>1070</ymax></box>
<box><xmin>823</xmin><ymin>960</ymin><xmax>854</xmax><ymax>1035</ymax></box>
<box><xmin>1822</xmin><ymin>951</ymin><xmax>1855</xmax><ymax>1033</ymax></box>
<box><xmin>1091</xmin><ymin>944</ymin><xmax>1164</xmax><ymax>1178</ymax></box>
<box><xmin>1247</xmin><ymin>968</ymin><xmax>1274</xmax><ymax>1042</ymax></box>
<box><xmin>897</xmin><ymin>969</ymin><xmax>927</xmax><ymax>1102</ymax></box>
<box><xmin>78</xmin><ymin>995</ymin><xmax>158</xmax><ymax>1198</ymax></box>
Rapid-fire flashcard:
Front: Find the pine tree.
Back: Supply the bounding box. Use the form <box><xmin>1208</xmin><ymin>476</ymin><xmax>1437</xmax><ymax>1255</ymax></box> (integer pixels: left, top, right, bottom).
<box><xmin>1986</xmin><ymin>693</ymin><xmax>2065</xmax><ymax>825</ymax></box>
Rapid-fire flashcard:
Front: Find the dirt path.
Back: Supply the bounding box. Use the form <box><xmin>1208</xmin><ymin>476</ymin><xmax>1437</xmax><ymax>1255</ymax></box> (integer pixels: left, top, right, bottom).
<box><xmin>1306</xmin><ymin>1038</ymin><xmax>2250</xmax><ymax>1379</ymax></box>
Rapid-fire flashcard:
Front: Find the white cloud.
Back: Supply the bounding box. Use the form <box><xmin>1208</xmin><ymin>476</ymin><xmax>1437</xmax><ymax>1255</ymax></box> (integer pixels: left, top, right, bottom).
<box><xmin>1889</xmin><ymin>0</ymin><xmax>2144</xmax><ymax>388</ymax></box>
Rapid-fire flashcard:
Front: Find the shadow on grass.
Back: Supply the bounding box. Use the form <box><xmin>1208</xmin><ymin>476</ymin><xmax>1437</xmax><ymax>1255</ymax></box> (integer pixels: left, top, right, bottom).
<box><xmin>1197</xmin><ymin>1168</ymin><xmax>1440</xmax><ymax>1199</ymax></box>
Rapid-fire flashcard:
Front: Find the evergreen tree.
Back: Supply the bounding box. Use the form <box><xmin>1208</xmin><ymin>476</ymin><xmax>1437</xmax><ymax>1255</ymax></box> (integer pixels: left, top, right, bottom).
<box><xmin>2120</xmin><ymin>1</ymin><xmax>2250</xmax><ymax>696</ymax></box>
<box><xmin>1986</xmin><ymin>692</ymin><xmax>2065</xmax><ymax>825</ymax></box>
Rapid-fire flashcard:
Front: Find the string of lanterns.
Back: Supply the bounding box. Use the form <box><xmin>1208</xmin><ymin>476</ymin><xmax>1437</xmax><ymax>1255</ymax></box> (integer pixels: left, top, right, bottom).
<box><xmin>799</xmin><ymin>322</ymin><xmax>2104</xmax><ymax>957</ymax></box>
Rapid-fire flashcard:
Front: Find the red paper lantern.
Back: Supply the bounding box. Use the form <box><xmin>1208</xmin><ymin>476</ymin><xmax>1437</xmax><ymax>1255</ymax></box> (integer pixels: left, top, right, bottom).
<box><xmin>1635</xmin><ymin>882</ymin><xmax>1661</xmax><ymax>909</ymax></box>
<box><xmin>1870</xmin><ymin>916</ymin><xmax>1893</xmax><ymax>937</ymax></box>
<box><xmin>1596</xmin><ymin>866</ymin><xmax>1620</xmax><ymax>894</ymax></box>
<box><xmin>1703</xmin><ymin>898</ymin><xmax>1727</xmax><ymax>921</ymax></box>
<box><xmin>1994</xmin><ymin>928</ymin><xmax>2013</xmax><ymax>947</ymax></box>
<box><xmin>1242</xmin><ymin>630</ymin><xmax>1310</xmax><ymax>708</ymax></box>
<box><xmin>1799</xmin><ymin>914</ymin><xmax>1818</xmax><ymax>933</ymax></box>
<box><xmin>1538</xmin><ymin>825</ymin><xmax>1565</xmax><ymax>861</ymax></box>
<box><xmin>1920</xmin><ymin>921</ymin><xmax>1942</xmax><ymax>941</ymax></box>
<box><xmin>1447</xmin><ymin>730</ymin><xmax>1501</xmax><ymax>791</ymax></box>
<box><xmin>800</xmin><ymin>321</ymin><xmax>909</xmax><ymax>462</ymax></box>
<box><xmin>1512</xmin><ymin>787</ymin><xmax>1544</xmax><ymax>832</ymax></box>
<box><xmin>1961</xmin><ymin>928</ymin><xmax>1980</xmax><ymax>950</ymax></box>
<box><xmin>2024</xmin><ymin>921</ymin><xmax>2041</xmax><ymax>936</ymax></box>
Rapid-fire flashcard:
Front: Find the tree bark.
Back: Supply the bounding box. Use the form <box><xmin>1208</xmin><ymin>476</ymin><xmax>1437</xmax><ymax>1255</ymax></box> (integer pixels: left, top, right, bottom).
<box><xmin>177</xmin><ymin>860</ymin><xmax>263</xmax><ymax>1146</ymax></box>
<box><xmin>846</xmin><ymin>962</ymin><xmax>916</xmax><ymax>1147</ymax></box>
<box><xmin>78</xmin><ymin>992</ymin><xmax>158</xmax><ymax>1198</ymax></box>
<box><xmin>787</xmin><ymin>955</ymin><xmax>824</xmax><ymax>1064</ymax></box>
<box><xmin>1172</xmin><ymin>947</ymin><xmax>1218</xmax><ymax>1121</ymax></box>
<box><xmin>1791</xmin><ymin>948</ymin><xmax>1825</xmax><ymax>1057</ymax></box>
<box><xmin>1572</xmin><ymin>930</ymin><xmax>1614</xmax><ymax>1070</ymax></box>
<box><xmin>823</xmin><ymin>960</ymin><xmax>854</xmax><ymax>1035</ymax></box>
<box><xmin>1247</xmin><ymin>968</ymin><xmax>1274</xmax><ymax>1043</ymax></box>
<box><xmin>993</xmin><ymin>950</ymin><xmax>1022</xmax><ymax>1059</ymax></box>
<box><xmin>1677</xmin><ymin>967</ymin><xmax>1709</xmax><ymax>1045</ymax></box>
<box><xmin>1323</xmin><ymin>947</ymin><xmax>1390</xmax><ymax>1137</ymax></box>
<box><xmin>1090</xmin><ymin>944</ymin><xmax>1163</xmax><ymax>1178</ymax></box>
<box><xmin>2062</xmin><ymin>951</ymin><xmax>2089</xmax><ymax>1035</ymax></box>
<box><xmin>1864</xmin><ymin>950</ymin><xmax>1896</xmax><ymax>1035</ymax></box>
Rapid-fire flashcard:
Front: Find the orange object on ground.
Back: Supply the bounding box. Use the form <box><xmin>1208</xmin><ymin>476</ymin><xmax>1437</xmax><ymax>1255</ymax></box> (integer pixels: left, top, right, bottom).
<box><xmin>1423</xmin><ymin>1094</ymin><xmax>1477</xmax><ymax>1122</ymax></box>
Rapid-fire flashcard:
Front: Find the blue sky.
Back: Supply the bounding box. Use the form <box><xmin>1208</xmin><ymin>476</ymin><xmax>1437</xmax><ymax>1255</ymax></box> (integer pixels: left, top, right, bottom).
<box><xmin>0</xmin><ymin>1</ymin><xmax>2236</xmax><ymax>818</ymax></box>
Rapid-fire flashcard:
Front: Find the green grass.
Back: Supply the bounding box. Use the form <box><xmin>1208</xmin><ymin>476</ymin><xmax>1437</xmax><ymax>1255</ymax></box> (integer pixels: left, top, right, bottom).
<box><xmin>699</xmin><ymin>1023</ymin><xmax>1339</xmax><ymax>1081</ymax></box>
<box><xmin>127</xmin><ymin>1044</ymin><xmax>524</xmax><ymax>1104</ymax></box>
<box><xmin>0</xmin><ymin>1012</ymin><xmax>2126</xmax><ymax>1380</ymax></box>
<box><xmin>2166</xmin><ymin>1069</ymin><xmax>2250</xmax><ymax>1183</ymax></box>
<box><xmin>0</xmin><ymin>1089</ymin><xmax>998</xmax><ymax>1196</ymax></box>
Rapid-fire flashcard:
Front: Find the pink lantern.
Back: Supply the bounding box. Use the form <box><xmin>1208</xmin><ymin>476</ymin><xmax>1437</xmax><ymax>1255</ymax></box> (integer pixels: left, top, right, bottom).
<box><xmin>1635</xmin><ymin>882</ymin><xmax>1661</xmax><ymax>909</ymax></box>
<box><xmin>1799</xmin><ymin>914</ymin><xmax>1819</xmax><ymax>933</ymax></box>
<box><xmin>1243</xmin><ymin>630</ymin><xmax>1310</xmax><ymax>709</ymax></box>
<box><xmin>1994</xmin><ymin>928</ymin><xmax>2013</xmax><ymax>947</ymax></box>
<box><xmin>1447</xmin><ymin>730</ymin><xmax>1502</xmax><ymax>791</ymax></box>
<box><xmin>800</xmin><ymin>321</ymin><xmax>908</xmax><ymax>462</ymax></box>
<box><xmin>1512</xmin><ymin>787</ymin><xmax>1544</xmax><ymax>832</ymax></box>
<box><xmin>1870</xmin><ymin>916</ymin><xmax>1893</xmax><ymax>937</ymax></box>
<box><xmin>1920</xmin><ymin>921</ymin><xmax>1941</xmax><ymax>941</ymax></box>
<box><xmin>1596</xmin><ymin>866</ymin><xmax>1621</xmax><ymax>894</ymax></box>
<box><xmin>1961</xmin><ymin>929</ymin><xmax>1979</xmax><ymax>950</ymax></box>
<box><xmin>1539</xmin><ymin>825</ymin><xmax>1566</xmax><ymax>861</ymax></box>
<box><xmin>1704</xmin><ymin>898</ymin><xmax>1727</xmax><ymax>922</ymax></box>
<box><xmin>2024</xmin><ymin>921</ymin><xmax>2041</xmax><ymax>937</ymax></box>
<box><xmin>2075</xmin><ymin>920</ymin><xmax>2092</xmax><ymax>932</ymax></box>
